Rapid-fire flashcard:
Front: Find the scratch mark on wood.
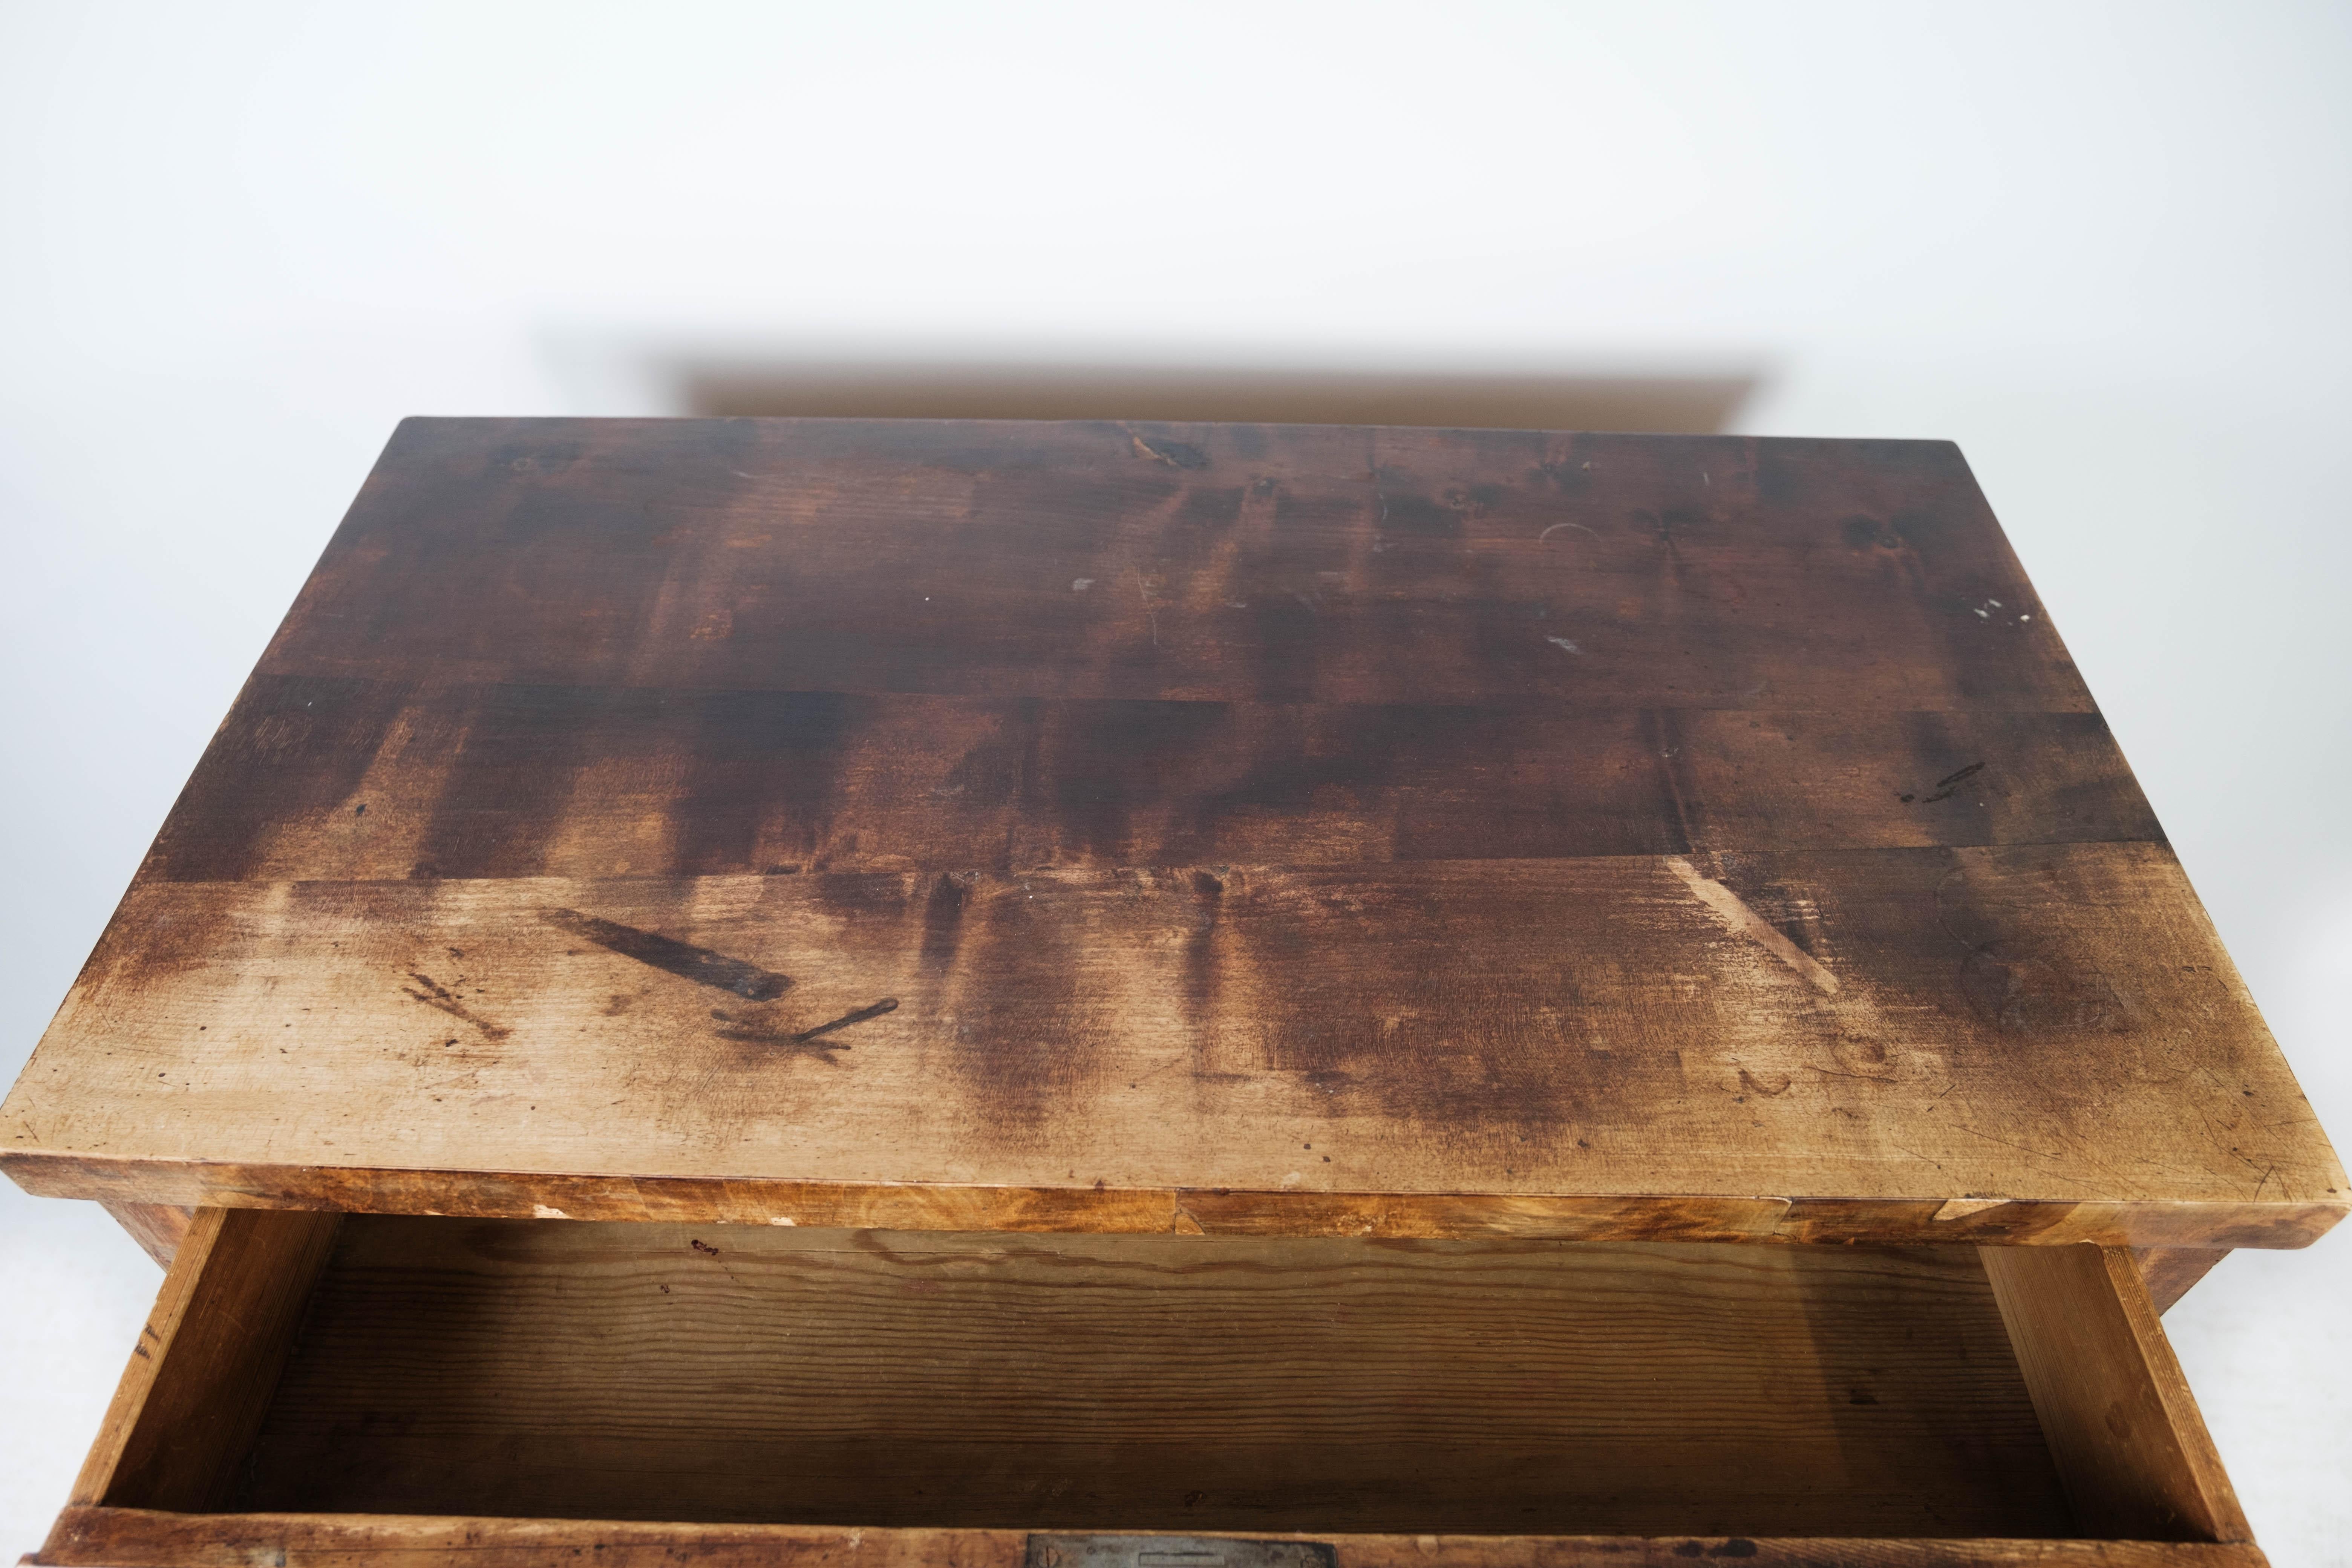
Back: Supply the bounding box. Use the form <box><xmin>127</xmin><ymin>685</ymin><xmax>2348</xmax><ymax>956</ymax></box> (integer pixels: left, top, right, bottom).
<box><xmin>793</xmin><ymin>997</ymin><xmax>900</xmax><ymax>1044</ymax></box>
<box><xmin>399</xmin><ymin>972</ymin><xmax>513</xmax><ymax>1041</ymax></box>
<box><xmin>541</xmin><ymin>908</ymin><xmax>790</xmax><ymax>1000</ymax></box>
<box><xmin>1664</xmin><ymin>857</ymin><xmax>1840</xmax><ymax>994</ymax></box>
<box><xmin>1933</xmin><ymin>1196</ymin><xmax>2010</xmax><ymax>1221</ymax></box>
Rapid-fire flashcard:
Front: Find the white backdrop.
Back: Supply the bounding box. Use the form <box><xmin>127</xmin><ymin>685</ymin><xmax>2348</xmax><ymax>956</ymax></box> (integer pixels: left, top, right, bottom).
<box><xmin>3</xmin><ymin>4</ymin><xmax>2348</xmax><ymax>1562</ymax></box>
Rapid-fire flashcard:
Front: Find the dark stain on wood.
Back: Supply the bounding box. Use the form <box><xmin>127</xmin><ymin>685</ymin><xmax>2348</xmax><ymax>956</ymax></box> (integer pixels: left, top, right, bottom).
<box><xmin>705</xmin><ymin>1009</ymin><xmax>852</xmax><ymax>1064</ymax></box>
<box><xmin>247</xmin><ymin>423</ymin><xmax>2088</xmax><ymax>709</ymax></box>
<box><xmin>1959</xmin><ymin>944</ymin><xmax>2125</xmax><ymax>1034</ymax></box>
<box><xmin>919</xmin><ymin>873</ymin><xmax>970</xmax><ymax>977</ymax></box>
<box><xmin>709</xmin><ymin>997</ymin><xmax>900</xmax><ymax>1060</ymax></box>
<box><xmin>141</xmin><ymin>681</ymin><xmax>2162</xmax><ymax>882</ymax></box>
<box><xmin>397</xmin><ymin>972</ymin><xmax>511</xmax><ymax>1042</ymax></box>
<box><xmin>540</xmin><ymin>909</ymin><xmax>790</xmax><ymax>1001</ymax></box>
<box><xmin>792</xmin><ymin>997</ymin><xmax>899</xmax><ymax>1044</ymax></box>
<box><xmin>1128</xmin><ymin>429</ymin><xmax>1212</xmax><ymax>469</ymax></box>
<box><xmin>1922</xmin><ymin>760</ymin><xmax>1989</xmax><ymax>805</ymax></box>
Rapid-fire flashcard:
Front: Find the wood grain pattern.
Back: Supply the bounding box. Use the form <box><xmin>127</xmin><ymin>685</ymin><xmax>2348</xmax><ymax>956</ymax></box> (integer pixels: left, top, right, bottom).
<box><xmin>5</xmin><ymin>843</ymin><xmax>2340</xmax><ymax>1238</ymax></box>
<box><xmin>73</xmin><ymin>1206</ymin><xmax>342</xmax><ymax>1512</ymax></box>
<box><xmin>2133</xmin><ymin>1248</ymin><xmax>2230</xmax><ymax>1314</ymax></box>
<box><xmin>142</xmin><ymin>680</ymin><xmax>2161</xmax><ymax>883</ymax></box>
<box><xmin>10</xmin><ymin>1167</ymin><xmax>2338</xmax><ymax>1251</ymax></box>
<box><xmin>223</xmin><ymin>1217</ymin><xmax>2068</xmax><ymax>1538</ymax></box>
<box><xmin>1981</xmin><ymin>1246</ymin><xmax>2249</xmax><ymax>1544</ymax></box>
<box><xmin>251</xmin><ymin>422</ymin><xmax>2090</xmax><ymax>710</ymax></box>
<box><xmin>33</xmin><ymin>1509</ymin><xmax>2275</xmax><ymax>1568</ymax></box>
<box><xmin>2</xmin><ymin>418</ymin><xmax>2340</xmax><ymax>1243</ymax></box>
<box><xmin>100</xmin><ymin>1200</ymin><xmax>195</xmax><ymax>1267</ymax></box>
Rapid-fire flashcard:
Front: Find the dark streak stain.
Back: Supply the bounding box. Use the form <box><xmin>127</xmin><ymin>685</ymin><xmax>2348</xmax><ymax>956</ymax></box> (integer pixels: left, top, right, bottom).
<box><xmin>1911</xmin><ymin>762</ymin><xmax>1987</xmax><ymax>805</ymax></box>
<box><xmin>1180</xmin><ymin>869</ymin><xmax>1225</xmax><ymax>1023</ymax></box>
<box><xmin>920</xmin><ymin>874</ymin><xmax>969</xmax><ymax>978</ymax></box>
<box><xmin>678</xmin><ymin>689</ymin><xmax>860</xmax><ymax>875</ymax></box>
<box><xmin>541</xmin><ymin>908</ymin><xmax>791</xmax><ymax>1000</ymax></box>
<box><xmin>1959</xmin><ymin>942</ymin><xmax>2123</xmax><ymax>1033</ymax></box>
<box><xmin>703</xmin><ymin>1005</ymin><xmax>804</xmax><ymax>1050</ymax></box>
<box><xmin>709</xmin><ymin>996</ymin><xmax>898</xmax><ymax>1061</ymax></box>
<box><xmin>399</xmin><ymin>972</ymin><xmax>512</xmax><ymax>1041</ymax></box>
<box><xmin>689</xmin><ymin>1238</ymin><xmax>720</xmax><ymax>1256</ymax></box>
<box><xmin>1179</xmin><ymin>486</ymin><xmax>1245</xmax><ymax>527</ymax></box>
<box><xmin>1645</xmin><ymin>711</ymin><xmax>1699</xmax><ymax>854</ymax></box>
<box><xmin>412</xmin><ymin>683</ymin><xmax>604</xmax><ymax>879</ymax></box>
<box><xmin>793</xmin><ymin>997</ymin><xmax>899</xmax><ymax>1044</ymax></box>
<box><xmin>1129</xmin><ymin>432</ymin><xmax>1210</xmax><ymax>469</ymax></box>
<box><xmin>1372</xmin><ymin>483</ymin><xmax>1460</xmax><ymax>540</ymax></box>
<box><xmin>1841</xmin><ymin>514</ymin><xmax>1906</xmax><ymax>550</ymax></box>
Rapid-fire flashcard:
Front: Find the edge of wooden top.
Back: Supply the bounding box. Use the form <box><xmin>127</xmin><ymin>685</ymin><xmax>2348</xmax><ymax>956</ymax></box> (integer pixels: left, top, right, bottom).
<box><xmin>3</xmin><ymin>1150</ymin><xmax>2342</xmax><ymax>1248</ymax></box>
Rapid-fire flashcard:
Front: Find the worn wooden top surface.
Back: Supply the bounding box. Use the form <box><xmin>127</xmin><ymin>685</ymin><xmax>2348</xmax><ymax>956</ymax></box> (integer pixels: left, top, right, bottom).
<box><xmin>3</xmin><ymin>418</ymin><xmax>2341</xmax><ymax>1245</ymax></box>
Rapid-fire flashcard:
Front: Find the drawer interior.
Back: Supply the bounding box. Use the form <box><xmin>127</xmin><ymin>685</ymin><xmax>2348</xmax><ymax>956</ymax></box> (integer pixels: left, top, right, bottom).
<box><xmin>71</xmin><ymin>1211</ymin><xmax>2246</xmax><ymax>1550</ymax></box>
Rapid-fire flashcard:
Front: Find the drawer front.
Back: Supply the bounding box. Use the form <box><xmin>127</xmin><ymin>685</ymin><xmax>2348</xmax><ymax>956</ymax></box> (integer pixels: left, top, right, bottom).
<box><xmin>37</xmin><ymin>1513</ymin><xmax>2267</xmax><ymax>1568</ymax></box>
<box><xmin>39</xmin><ymin>1210</ymin><xmax>2263</xmax><ymax>1568</ymax></box>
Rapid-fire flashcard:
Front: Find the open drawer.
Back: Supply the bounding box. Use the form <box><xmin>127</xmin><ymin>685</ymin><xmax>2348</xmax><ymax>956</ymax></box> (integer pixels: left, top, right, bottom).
<box><xmin>39</xmin><ymin>1208</ymin><xmax>2262</xmax><ymax>1568</ymax></box>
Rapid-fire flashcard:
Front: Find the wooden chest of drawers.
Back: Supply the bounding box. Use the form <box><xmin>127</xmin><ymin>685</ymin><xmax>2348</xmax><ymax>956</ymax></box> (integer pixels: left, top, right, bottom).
<box><xmin>7</xmin><ymin>418</ymin><xmax>2339</xmax><ymax>1566</ymax></box>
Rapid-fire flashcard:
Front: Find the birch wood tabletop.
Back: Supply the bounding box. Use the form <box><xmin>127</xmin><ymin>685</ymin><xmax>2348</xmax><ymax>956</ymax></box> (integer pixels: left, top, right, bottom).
<box><xmin>3</xmin><ymin>418</ymin><xmax>2340</xmax><ymax>1246</ymax></box>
